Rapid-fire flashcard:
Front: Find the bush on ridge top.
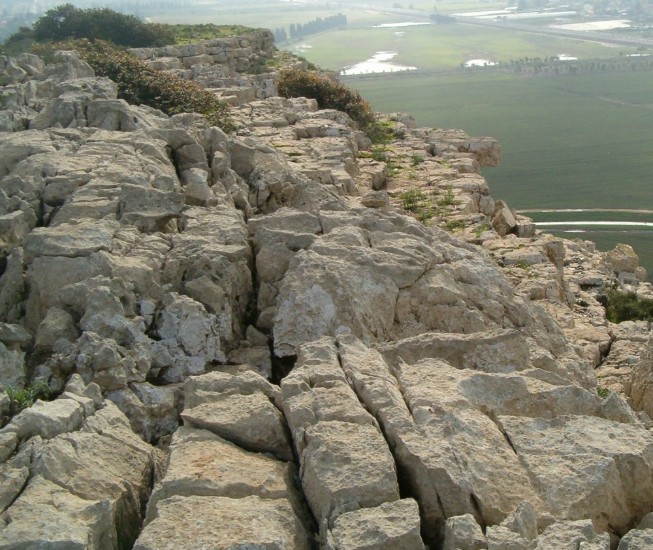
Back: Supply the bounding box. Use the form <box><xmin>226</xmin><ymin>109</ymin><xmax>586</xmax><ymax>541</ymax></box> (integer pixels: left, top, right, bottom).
<box><xmin>67</xmin><ymin>39</ymin><xmax>235</xmax><ymax>132</ymax></box>
<box><xmin>276</xmin><ymin>67</ymin><xmax>393</xmax><ymax>143</ymax></box>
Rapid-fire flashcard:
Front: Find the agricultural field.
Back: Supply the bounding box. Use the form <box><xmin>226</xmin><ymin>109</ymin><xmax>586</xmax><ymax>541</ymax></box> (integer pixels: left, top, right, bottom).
<box><xmin>294</xmin><ymin>23</ymin><xmax>639</xmax><ymax>73</ymax></box>
<box><xmin>350</xmin><ymin>70</ymin><xmax>653</xmax><ymax>207</ymax></box>
<box><xmin>350</xmin><ymin>69</ymin><xmax>653</xmax><ymax>276</ymax></box>
<box><xmin>149</xmin><ymin>1</ymin><xmax>653</xmax><ymax>277</ymax></box>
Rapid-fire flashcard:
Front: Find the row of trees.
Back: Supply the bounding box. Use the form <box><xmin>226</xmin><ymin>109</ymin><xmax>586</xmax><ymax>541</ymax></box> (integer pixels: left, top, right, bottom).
<box><xmin>274</xmin><ymin>13</ymin><xmax>346</xmax><ymax>43</ymax></box>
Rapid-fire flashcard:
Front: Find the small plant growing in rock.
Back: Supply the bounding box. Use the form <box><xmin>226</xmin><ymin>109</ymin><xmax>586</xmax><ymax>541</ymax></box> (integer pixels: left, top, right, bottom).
<box><xmin>444</xmin><ymin>219</ymin><xmax>465</xmax><ymax>232</ymax></box>
<box><xmin>597</xmin><ymin>386</ymin><xmax>609</xmax><ymax>399</ymax></box>
<box><xmin>400</xmin><ymin>189</ymin><xmax>426</xmax><ymax>211</ymax></box>
<box><xmin>474</xmin><ymin>223</ymin><xmax>491</xmax><ymax>238</ymax></box>
<box><xmin>437</xmin><ymin>187</ymin><xmax>458</xmax><ymax>207</ymax></box>
<box><xmin>516</xmin><ymin>260</ymin><xmax>531</xmax><ymax>270</ymax></box>
<box><xmin>3</xmin><ymin>381</ymin><xmax>52</xmax><ymax>420</ymax></box>
<box><xmin>370</xmin><ymin>148</ymin><xmax>387</xmax><ymax>163</ymax></box>
<box><xmin>410</xmin><ymin>154</ymin><xmax>424</xmax><ymax>167</ymax></box>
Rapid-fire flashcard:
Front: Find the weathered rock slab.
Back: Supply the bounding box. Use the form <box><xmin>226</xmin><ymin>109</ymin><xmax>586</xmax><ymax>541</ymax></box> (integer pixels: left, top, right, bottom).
<box><xmin>327</xmin><ymin>498</ymin><xmax>426</xmax><ymax>550</ymax></box>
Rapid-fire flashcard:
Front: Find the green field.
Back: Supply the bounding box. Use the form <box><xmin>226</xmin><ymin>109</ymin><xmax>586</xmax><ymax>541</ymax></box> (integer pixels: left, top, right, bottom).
<box><xmin>350</xmin><ymin>70</ymin><xmax>653</xmax><ymax>276</ymax></box>
<box><xmin>295</xmin><ymin>24</ymin><xmax>638</xmax><ymax>72</ymax></box>
<box><xmin>154</xmin><ymin>2</ymin><xmax>653</xmax><ymax>277</ymax></box>
<box><xmin>351</xmin><ymin>71</ymin><xmax>653</xmax><ymax>208</ymax></box>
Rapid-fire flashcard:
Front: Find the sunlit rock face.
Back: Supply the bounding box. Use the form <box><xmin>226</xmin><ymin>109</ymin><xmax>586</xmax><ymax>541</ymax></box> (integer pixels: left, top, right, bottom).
<box><xmin>1</xmin><ymin>33</ymin><xmax>652</xmax><ymax>550</ymax></box>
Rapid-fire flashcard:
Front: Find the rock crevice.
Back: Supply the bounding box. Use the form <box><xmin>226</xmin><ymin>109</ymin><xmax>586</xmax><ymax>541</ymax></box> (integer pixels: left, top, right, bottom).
<box><xmin>1</xmin><ymin>36</ymin><xmax>653</xmax><ymax>550</ymax></box>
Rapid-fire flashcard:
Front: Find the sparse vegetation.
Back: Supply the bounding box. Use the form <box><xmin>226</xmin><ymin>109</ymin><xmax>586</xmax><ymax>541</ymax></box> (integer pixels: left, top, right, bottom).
<box><xmin>605</xmin><ymin>288</ymin><xmax>653</xmax><ymax>323</ymax></box>
<box><xmin>437</xmin><ymin>187</ymin><xmax>459</xmax><ymax>207</ymax></box>
<box><xmin>410</xmin><ymin>154</ymin><xmax>424</xmax><ymax>167</ymax></box>
<box><xmin>444</xmin><ymin>219</ymin><xmax>465</xmax><ymax>231</ymax></box>
<box><xmin>474</xmin><ymin>223</ymin><xmax>492</xmax><ymax>238</ymax></box>
<box><xmin>597</xmin><ymin>386</ymin><xmax>610</xmax><ymax>399</ymax></box>
<box><xmin>400</xmin><ymin>189</ymin><xmax>427</xmax><ymax>212</ymax></box>
<box><xmin>69</xmin><ymin>39</ymin><xmax>235</xmax><ymax>132</ymax></box>
<box><xmin>3</xmin><ymin>381</ymin><xmax>52</xmax><ymax>420</ymax></box>
<box><xmin>276</xmin><ymin>67</ymin><xmax>392</xmax><ymax>142</ymax></box>
<box><xmin>165</xmin><ymin>23</ymin><xmax>258</xmax><ymax>44</ymax></box>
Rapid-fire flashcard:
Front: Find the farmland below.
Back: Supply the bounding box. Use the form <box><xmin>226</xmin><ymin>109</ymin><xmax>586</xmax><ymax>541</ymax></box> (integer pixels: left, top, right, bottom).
<box><xmin>349</xmin><ymin>69</ymin><xmax>653</xmax><ymax>278</ymax></box>
<box><xmin>280</xmin><ymin>13</ymin><xmax>653</xmax><ymax>279</ymax></box>
<box><xmin>146</xmin><ymin>0</ymin><xmax>653</xmax><ymax>278</ymax></box>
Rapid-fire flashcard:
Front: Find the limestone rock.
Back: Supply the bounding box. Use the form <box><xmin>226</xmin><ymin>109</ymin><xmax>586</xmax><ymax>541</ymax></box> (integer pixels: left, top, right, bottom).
<box><xmin>628</xmin><ymin>338</ymin><xmax>653</xmax><ymax>419</ymax></box>
<box><xmin>300</xmin><ymin>420</ymin><xmax>400</xmax><ymax>524</ymax></box>
<box><xmin>227</xmin><ymin>345</ymin><xmax>273</xmax><ymax>379</ymax></box>
<box><xmin>153</xmin><ymin>293</ymin><xmax>226</xmax><ymax>382</ymax></box>
<box><xmin>0</xmin><ymin>401</ymin><xmax>157</xmax><ymax>549</ymax></box>
<box><xmin>0</xmin><ymin>439</ymin><xmax>33</xmax><ymax>514</ymax></box>
<box><xmin>534</xmin><ymin>520</ymin><xmax>610</xmax><ymax>549</ymax></box>
<box><xmin>144</xmin><ymin>427</ymin><xmax>301</xmax><ymax>519</ymax></box>
<box><xmin>135</xmin><ymin>494</ymin><xmax>312</xmax><ymax>550</ymax></box>
<box><xmin>35</xmin><ymin>306</ymin><xmax>79</xmax><ymax>350</ymax></box>
<box><xmin>0</xmin><ymin>323</ymin><xmax>31</xmax><ymax>349</ymax></box>
<box><xmin>498</xmin><ymin>415</ymin><xmax>653</xmax><ymax>534</ymax></box>
<box><xmin>618</xmin><ymin>528</ymin><xmax>653</xmax><ymax>549</ymax></box>
<box><xmin>182</xmin><ymin>392</ymin><xmax>293</xmax><ymax>460</ymax></box>
<box><xmin>443</xmin><ymin>514</ymin><xmax>487</xmax><ymax>550</ymax></box>
<box><xmin>361</xmin><ymin>190</ymin><xmax>390</xmax><ymax>208</ymax></box>
<box><xmin>328</xmin><ymin>499</ymin><xmax>426</xmax><ymax>550</ymax></box>
<box><xmin>0</xmin><ymin>341</ymin><xmax>25</xmax><ymax>390</ymax></box>
<box><xmin>605</xmin><ymin>243</ymin><xmax>639</xmax><ymax>275</ymax></box>
<box><xmin>281</xmin><ymin>339</ymin><xmax>400</xmax><ymax>529</ymax></box>
<box><xmin>492</xmin><ymin>200</ymin><xmax>517</xmax><ymax>236</ymax></box>
<box><xmin>23</xmin><ymin>220</ymin><xmax>118</xmax><ymax>261</ymax></box>
<box><xmin>336</xmin><ymin>335</ymin><xmax>546</xmax><ymax>545</ymax></box>
<box><xmin>501</xmin><ymin>501</ymin><xmax>539</xmax><ymax>541</ymax></box>
<box><xmin>486</xmin><ymin>526</ymin><xmax>531</xmax><ymax>550</ymax></box>
<box><xmin>107</xmin><ymin>383</ymin><xmax>181</xmax><ymax>443</ymax></box>
<box><xmin>0</xmin><ymin>476</ymin><xmax>116</xmax><ymax>549</ymax></box>
<box><xmin>4</xmin><ymin>396</ymin><xmax>86</xmax><ymax>442</ymax></box>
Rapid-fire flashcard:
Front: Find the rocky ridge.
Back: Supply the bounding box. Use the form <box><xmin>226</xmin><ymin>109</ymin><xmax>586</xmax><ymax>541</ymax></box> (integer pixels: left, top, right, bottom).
<box><xmin>1</xmin><ymin>30</ymin><xmax>653</xmax><ymax>549</ymax></box>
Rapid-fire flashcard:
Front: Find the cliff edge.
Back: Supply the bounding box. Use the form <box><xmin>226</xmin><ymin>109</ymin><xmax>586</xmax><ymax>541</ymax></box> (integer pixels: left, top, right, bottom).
<box><xmin>1</xmin><ymin>31</ymin><xmax>653</xmax><ymax>549</ymax></box>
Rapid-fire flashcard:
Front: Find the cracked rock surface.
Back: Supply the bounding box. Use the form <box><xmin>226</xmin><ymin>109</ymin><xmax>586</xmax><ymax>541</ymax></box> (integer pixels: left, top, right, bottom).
<box><xmin>1</xmin><ymin>36</ymin><xmax>653</xmax><ymax>549</ymax></box>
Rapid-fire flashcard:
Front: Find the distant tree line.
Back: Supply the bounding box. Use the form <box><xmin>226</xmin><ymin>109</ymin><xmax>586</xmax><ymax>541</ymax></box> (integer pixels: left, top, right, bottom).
<box><xmin>31</xmin><ymin>3</ymin><xmax>175</xmax><ymax>47</ymax></box>
<box><xmin>274</xmin><ymin>13</ymin><xmax>346</xmax><ymax>43</ymax></box>
<box><xmin>504</xmin><ymin>54</ymin><xmax>653</xmax><ymax>76</ymax></box>
<box><xmin>2</xmin><ymin>3</ymin><xmax>175</xmax><ymax>53</ymax></box>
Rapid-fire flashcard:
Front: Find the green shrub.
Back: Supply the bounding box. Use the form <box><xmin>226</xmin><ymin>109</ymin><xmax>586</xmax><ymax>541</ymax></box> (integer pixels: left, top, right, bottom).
<box><xmin>605</xmin><ymin>288</ymin><xmax>653</xmax><ymax>323</ymax></box>
<box><xmin>3</xmin><ymin>381</ymin><xmax>52</xmax><ymax>419</ymax></box>
<box><xmin>437</xmin><ymin>187</ymin><xmax>458</xmax><ymax>207</ymax></box>
<box><xmin>276</xmin><ymin>67</ymin><xmax>390</xmax><ymax>141</ymax></box>
<box><xmin>71</xmin><ymin>40</ymin><xmax>234</xmax><ymax>132</ymax></box>
<box><xmin>1</xmin><ymin>26</ymin><xmax>35</xmax><ymax>56</ymax></box>
<box><xmin>444</xmin><ymin>219</ymin><xmax>465</xmax><ymax>231</ymax></box>
<box><xmin>400</xmin><ymin>189</ymin><xmax>426</xmax><ymax>211</ymax></box>
<box><xmin>410</xmin><ymin>154</ymin><xmax>424</xmax><ymax>166</ymax></box>
<box><xmin>32</xmin><ymin>4</ymin><xmax>174</xmax><ymax>47</ymax></box>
